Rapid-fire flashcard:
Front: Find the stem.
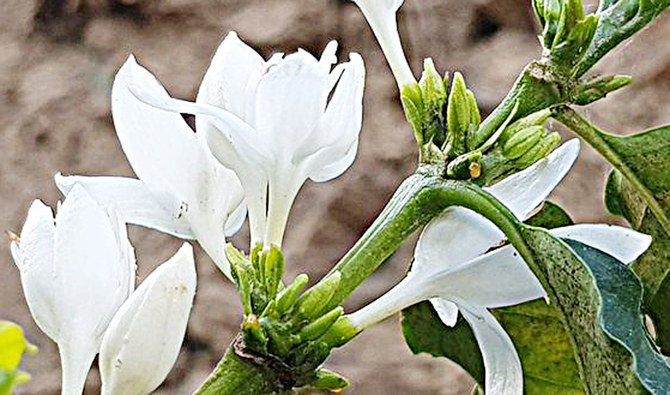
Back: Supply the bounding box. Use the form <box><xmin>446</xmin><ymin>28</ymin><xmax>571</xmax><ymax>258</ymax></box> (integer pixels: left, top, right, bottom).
<box><xmin>554</xmin><ymin>107</ymin><xmax>670</xmax><ymax>235</ymax></box>
<box><xmin>321</xmin><ymin>167</ymin><xmax>541</xmax><ymax>312</ymax></box>
<box><xmin>322</xmin><ymin>169</ymin><xmax>443</xmax><ymax>310</ymax></box>
<box><xmin>195</xmin><ymin>336</ymin><xmax>292</xmax><ymax>395</ymax></box>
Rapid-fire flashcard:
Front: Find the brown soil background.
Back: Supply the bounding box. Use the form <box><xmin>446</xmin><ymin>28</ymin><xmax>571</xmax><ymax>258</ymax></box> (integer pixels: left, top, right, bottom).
<box><xmin>0</xmin><ymin>1</ymin><xmax>668</xmax><ymax>394</ymax></box>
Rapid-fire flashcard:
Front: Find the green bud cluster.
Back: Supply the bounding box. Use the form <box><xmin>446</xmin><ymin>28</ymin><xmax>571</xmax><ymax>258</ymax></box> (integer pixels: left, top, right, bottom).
<box><xmin>226</xmin><ymin>244</ymin><xmax>353</xmax><ymax>390</ymax></box>
<box><xmin>401</xmin><ymin>60</ymin><xmax>480</xmax><ymax>164</ymax></box>
<box><xmin>532</xmin><ymin>0</ymin><xmax>599</xmax><ymax>70</ymax></box>
<box><xmin>473</xmin><ymin>109</ymin><xmax>560</xmax><ymax>185</ymax></box>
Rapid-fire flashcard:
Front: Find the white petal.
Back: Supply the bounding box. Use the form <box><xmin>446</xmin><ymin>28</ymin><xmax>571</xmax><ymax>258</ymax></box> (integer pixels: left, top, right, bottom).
<box><xmin>486</xmin><ymin>139</ymin><xmax>580</xmax><ymax>220</ymax></box>
<box><xmin>12</xmin><ymin>200</ymin><xmax>60</xmax><ymax>341</ymax></box>
<box><xmin>414</xmin><ymin>208</ymin><xmax>504</xmax><ymax>276</ymax></box>
<box><xmin>429</xmin><ymin>245</ymin><xmax>546</xmax><ymax>309</ymax></box>
<box><xmin>254</xmin><ymin>51</ymin><xmax>330</xmax><ymax>156</ymax></box>
<box><xmin>300</xmin><ymin>53</ymin><xmax>366</xmax><ymax>183</ymax></box>
<box><xmin>429</xmin><ymin>298</ymin><xmax>459</xmax><ymax>327</ymax></box>
<box><xmin>55</xmin><ymin>173</ymin><xmax>195</xmax><ymax>239</ymax></box>
<box><xmin>551</xmin><ymin>224</ymin><xmax>652</xmax><ymax>264</ymax></box>
<box><xmin>319</xmin><ymin>40</ymin><xmax>339</xmax><ymax>70</ymax></box>
<box><xmin>197</xmin><ymin>31</ymin><xmax>265</xmax><ymax>121</ymax></box>
<box><xmin>460</xmin><ymin>305</ymin><xmax>523</xmax><ymax>395</ymax></box>
<box><xmin>113</xmin><ymin>56</ymin><xmax>215</xmax><ymax>211</ymax></box>
<box><xmin>54</xmin><ymin>185</ymin><xmax>136</xmax><ymax>342</ymax></box>
<box><xmin>126</xmin><ymin>63</ymin><xmax>270</xmax><ymax>168</ymax></box>
<box><xmin>100</xmin><ymin>243</ymin><xmax>196</xmax><ymax>395</ymax></box>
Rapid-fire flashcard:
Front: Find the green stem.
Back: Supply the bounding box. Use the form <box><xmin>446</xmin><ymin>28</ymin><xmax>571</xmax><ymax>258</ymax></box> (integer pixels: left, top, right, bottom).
<box><xmin>554</xmin><ymin>107</ymin><xmax>670</xmax><ymax>235</ymax></box>
<box><xmin>321</xmin><ymin>166</ymin><xmax>548</xmax><ymax>312</ymax></box>
<box><xmin>195</xmin><ymin>336</ymin><xmax>292</xmax><ymax>395</ymax></box>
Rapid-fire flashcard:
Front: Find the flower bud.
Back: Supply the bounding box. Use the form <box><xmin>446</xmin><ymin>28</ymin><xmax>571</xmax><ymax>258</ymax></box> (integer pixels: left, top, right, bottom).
<box><xmin>298</xmin><ymin>307</ymin><xmax>344</xmax><ymax>343</ymax></box>
<box><xmin>310</xmin><ymin>369</ymin><xmax>350</xmax><ymax>392</ymax></box>
<box><xmin>276</xmin><ymin>273</ymin><xmax>310</xmax><ymax>315</ymax></box>
<box><xmin>418</xmin><ymin>58</ymin><xmax>448</xmax><ymax>147</ymax></box>
<box><xmin>445</xmin><ymin>72</ymin><xmax>476</xmax><ymax>158</ymax></box>
<box><xmin>502</xmin><ymin>125</ymin><xmax>545</xmax><ymax>159</ymax></box>
<box><xmin>574</xmin><ymin>74</ymin><xmax>632</xmax><ymax>105</ymax></box>
<box><xmin>295</xmin><ymin>272</ymin><xmax>341</xmax><ymax>321</ymax></box>
<box><xmin>99</xmin><ymin>243</ymin><xmax>196</xmax><ymax>395</ymax></box>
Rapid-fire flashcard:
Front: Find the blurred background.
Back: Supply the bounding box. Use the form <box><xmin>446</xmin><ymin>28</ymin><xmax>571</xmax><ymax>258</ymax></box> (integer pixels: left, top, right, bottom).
<box><xmin>0</xmin><ymin>0</ymin><xmax>668</xmax><ymax>393</ymax></box>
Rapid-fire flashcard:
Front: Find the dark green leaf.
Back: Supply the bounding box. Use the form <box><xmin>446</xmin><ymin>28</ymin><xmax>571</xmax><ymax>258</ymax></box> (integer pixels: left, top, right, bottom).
<box><xmin>565</xmin><ymin>239</ymin><xmax>670</xmax><ymax>394</ymax></box>
<box><xmin>606</xmin><ymin>170</ymin><xmax>670</xmax><ymax>353</ymax></box>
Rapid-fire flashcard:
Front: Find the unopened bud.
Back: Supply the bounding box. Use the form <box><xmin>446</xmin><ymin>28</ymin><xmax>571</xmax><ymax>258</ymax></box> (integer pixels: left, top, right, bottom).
<box><xmin>503</xmin><ymin>125</ymin><xmax>544</xmax><ymax>159</ymax></box>
<box><xmin>298</xmin><ymin>307</ymin><xmax>344</xmax><ymax>343</ymax></box>
<box><xmin>276</xmin><ymin>273</ymin><xmax>309</xmax><ymax>315</ymax></box>
<box><xmin>515</xmin><ymin>132</ymin><xmax>561</xmax><ymax>169</ymax></box>
<box><xmin>401</xmin><ymin>83</ymin><xmax>424</xmax><ymax>143</ymax></box>
<box><xmin>310</xmin><ymin>369</ymin><xmax>350</xmax><ymax>392</ymax></box>
<box><xmin>574</xmin><ymin>74</ymin><xmax>632</xmax><ymax>105</ymax></box>
<box><xmin>295</xmin><ymin>272</ymin><xmax>341</xmax><ymax>321</ymax></box>
<box><xmin>418</xmin><ymin>58</ymin><xmax>448</xmax><ymax>147</ymax></box>
<box><xmin>445</xmin><ymin>72</ymin><xmax>470</xmax><ymax>158</ymax></box>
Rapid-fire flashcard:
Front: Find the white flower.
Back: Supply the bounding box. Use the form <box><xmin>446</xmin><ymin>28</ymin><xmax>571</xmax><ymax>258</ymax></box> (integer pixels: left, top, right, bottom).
<box><xmin>10</xmin><ymin>185</ymin><xmax>136</xmax><ymax>395</ymax></box>
<box><xmin>351</xmin><ymin>0</ymin><xmax>415</xmax><ymax>89</ymax></box>
<box><xmin>128</xmin><ymin>33</ymin><xmax>366</xmax><ymax>247</ymax></box>
<box><xmin>99</xmin><ymin>243</ymin><xmax>196</xmax><ymax>395</ymax></box>
<box><xmin>55</xmin><ymin>55</ymin><xmax>246</xmax><ymax>279</ymax></box>
<box><xmin>346</xmin><ymin>140</ymin><xmax>652</xmax><ymax>394</ymax></box>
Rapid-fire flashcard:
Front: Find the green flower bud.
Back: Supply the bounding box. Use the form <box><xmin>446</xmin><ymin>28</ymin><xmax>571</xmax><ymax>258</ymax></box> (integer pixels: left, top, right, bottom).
<box><xmin>467</xmin><ymin>90</ymin><xmax>481</xmax><ymax>129</ymax></box>
<box><xmin>262</xmin><ymin>246</ymin><xmax>284</xmax><ymax>300</ymax></box>
<box><xmin>574</xmin><ymin>74</ymin><xmax>632</xmax><ymax>105</ymax></box>
<box><xmin>400</xmin><ymin>83</ymin><xmax>424</xmax><ymax>143</ymax></box>
<box><xmin>298</xmin><ymin>307</ymin><xmax>344</xmax><ymax>343</ymax></box>
<box><xmin>295</xmin><ymin>272</ymin><xmax>341</xmax><ymax>321</ymax></box>
<box><xmin>515</xmin><ymin>131</ymin><xmax>561</xmax><ymax>169</ymax></box>
<box><xmin>319</xmin><ymin>317</ymin><xmax>360</xmax><ymax>348</ymax></box>
<box><xmin>225</xmin><ymin>244</ymin><xmax>254</xmax><ymax>315</ymax></box>
<box><xmin>310</xmin><ymin>369</ymin><xmax>350</xmax><ymax>392</ymax></box>
<box><xmin>445</xmin><ymin>72</ymin><xmax>471</xmax><ymax>158</ymax></box>
<box><xmin>418</xmin><ymin>58</ymin><xmax>448</xmax><ymax>148</ymax></box>
<box><xmin>276</xmin><ymin>273</ymin><xmax>309</xmax><ymax>315</ymax></box>
<box><xmin>500</xmin><ymin>108</ymin><xmax>551</xmax><ymax>143</ymax></box>
<box><xmin>503</xmin><ymin>125</ymin><xmax>545</xmax><ymax>160</ymax></box>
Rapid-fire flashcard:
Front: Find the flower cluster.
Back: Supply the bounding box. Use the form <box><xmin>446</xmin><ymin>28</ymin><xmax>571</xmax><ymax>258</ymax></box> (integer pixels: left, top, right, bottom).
<box><xmin>12</xmin><ymin>32</ymin><xmax>365</xmax><ymax>394</ymax></box>
<box><xmin>8</xmin><ymin>0</ymin><xmax>656</xmax><ymax>393</ymax></box>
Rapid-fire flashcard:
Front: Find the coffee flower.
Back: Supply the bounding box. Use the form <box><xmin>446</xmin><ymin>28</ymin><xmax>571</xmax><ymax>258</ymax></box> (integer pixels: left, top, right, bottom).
<box><xmin>10</xmin><ymin>185</ymin><xmax>136</xmax><ymax>395</ymax></box>
<box><xmin>347</xmin><ymin>139</ymin><xmax>651</xmax><ymax>394</ymax></box>
<box><xmin>351</xmin><ymin>0</ymin><xmax>415</xmax><ymax>89</ymax></box>
<box><xmin>56</xmin><ymin>55</ymin><xmax>246</xmax><ymax>279</ymax></box>
<box><xmin>129</xmin><ymin>33</ymin><xmax>366</xmax><ymax>247</ymax></box>
<box><xmin>100</xmin><ymin>243</ymin><xmax>196</xmax><ymax>395</ymax></box>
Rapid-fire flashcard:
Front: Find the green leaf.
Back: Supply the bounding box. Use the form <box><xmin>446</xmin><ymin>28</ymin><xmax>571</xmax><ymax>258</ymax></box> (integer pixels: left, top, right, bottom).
<box><xmin>606</xmin><ymin>170</ymin><xmax>670</xmax><ymax>353</ymax></box>
<box><xmin>557</xmin><ymin>109</ymin><xmax>670</xmax><ymax>352</ymax></box>
<box><xmin>564</xmin><ymin>238</ymin><xmax>670</xmax><ymax>393</ymax></box>
<box><xmin>526</xmin><ymin>201</ymin><xmax>574</xmax><ymax>228</ymax></box>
